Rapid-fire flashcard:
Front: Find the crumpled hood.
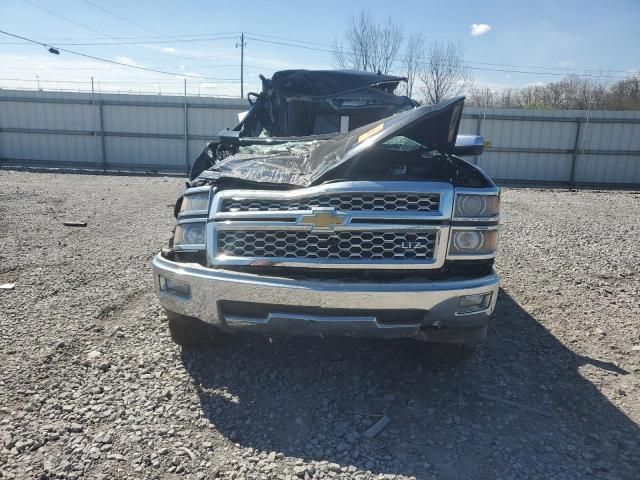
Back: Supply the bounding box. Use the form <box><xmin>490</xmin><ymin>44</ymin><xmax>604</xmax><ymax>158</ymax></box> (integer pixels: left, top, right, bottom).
<box><xmin>194</xmin><ymin>97</ymin><xmax>464</xmax><ymax>188</ymax></box>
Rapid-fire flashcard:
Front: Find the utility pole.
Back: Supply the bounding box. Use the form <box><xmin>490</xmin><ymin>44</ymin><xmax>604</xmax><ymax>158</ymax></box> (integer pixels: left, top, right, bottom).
<box><xmin>236</xmin><ymin>32</ymin><xmax>246</xmax><ymax>99</ymax></box>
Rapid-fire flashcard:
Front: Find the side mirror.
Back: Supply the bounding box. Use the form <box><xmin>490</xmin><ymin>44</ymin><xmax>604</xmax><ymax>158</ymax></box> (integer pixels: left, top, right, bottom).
<box><xmin>217</xmin><ymin>129</ymin><xmax>241</xmax><ymax>144</ymax></box>
<box><xmin>453</xmin><ymin>135</ymin><xmax>484</xmax><ymax>156</ymax></box>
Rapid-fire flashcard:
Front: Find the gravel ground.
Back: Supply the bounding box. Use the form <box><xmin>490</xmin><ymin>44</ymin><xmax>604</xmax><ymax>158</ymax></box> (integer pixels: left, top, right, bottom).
<box><xmin>0</xmin><ymin>170</ymin><xmax>638</xmax><ymax>480</ymax></box>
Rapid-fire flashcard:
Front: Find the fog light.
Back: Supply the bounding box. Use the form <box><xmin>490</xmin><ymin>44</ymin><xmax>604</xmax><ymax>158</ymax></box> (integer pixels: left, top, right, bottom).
<box><xmin>160</xmin><ymin>276</ymin><xmax>191</xmax><ymax>298</ymax></box>
<box><xmin>457</xmin><ymin>293</ymin><xmax>491</xmax><ymax>312</ymax></box>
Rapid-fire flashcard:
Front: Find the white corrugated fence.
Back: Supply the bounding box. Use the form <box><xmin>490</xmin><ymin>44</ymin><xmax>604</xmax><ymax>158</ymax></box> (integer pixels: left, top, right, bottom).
<box><xmin>1</xmin><ymin>89</ymin><xmax>639</xmax><ymax>186</ymax></box>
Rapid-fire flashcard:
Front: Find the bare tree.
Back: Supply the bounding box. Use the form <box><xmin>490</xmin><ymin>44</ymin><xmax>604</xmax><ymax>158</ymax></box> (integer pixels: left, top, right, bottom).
<box><xmin>607</xmin><ymin>74</ymin><xmax>640</xmax><ymax>110</ymax></box>
<box><xmin>418</xmin><ymin>41</ymin><xmax>473</xmax><ymax>104</ymax></box>
<box><xmin>401</xmin><ymin>33</ymin><xmax>424</xmax><ymax>97</ymax></box>
<box><xmin>499</xmin><ymin>88</ymin><xmax>517</xmax><ymax>108</ymax></box>
<box><xmin>468</xmin><ymin>86</ymin><xmax>495</xmax><ymax>107</ymax></box>
<box><xmin>466</xmin><ymin>86</ymin><xmax>524</xmax><ymax>109</ymax></box>
<box><xmin>334</xmin><ymin>11</ymin><xmax>373</xmax><ymax>71</ymax></box>
<box><xmin>466</xmin><ymin>75</ymin><xmax>637</xmax><ymax>110</ymax></box>
<box><xmin>334</xmin><ymin>10</ymin><xmax>403</xmax><ymax>74</ymax></box>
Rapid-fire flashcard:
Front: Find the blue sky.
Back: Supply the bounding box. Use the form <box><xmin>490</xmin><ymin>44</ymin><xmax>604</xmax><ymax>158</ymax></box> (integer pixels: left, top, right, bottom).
<box><xmin>0</xmin><ymin>0</ymin><xmax>638</xmax><ymax>97</ymax></box>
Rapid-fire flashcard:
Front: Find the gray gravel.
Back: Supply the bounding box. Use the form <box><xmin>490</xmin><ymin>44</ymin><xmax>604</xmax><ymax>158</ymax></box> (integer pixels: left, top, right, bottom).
<box><xmin>0</xmin><ymin>171</ymin><xmax>638</xmax><ymax>480</ymax></box>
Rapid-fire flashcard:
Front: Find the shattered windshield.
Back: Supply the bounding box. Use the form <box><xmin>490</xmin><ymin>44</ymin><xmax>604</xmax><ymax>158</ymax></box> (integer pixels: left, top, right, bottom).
<box><xmin>380</xmin><ymin>136</ymin><xmax>423</xmax><ymax>151</ymax></box>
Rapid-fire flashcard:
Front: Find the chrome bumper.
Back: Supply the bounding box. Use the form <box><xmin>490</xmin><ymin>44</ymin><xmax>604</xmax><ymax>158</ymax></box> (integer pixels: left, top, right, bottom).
<box><xmin>152</xmin><ymin>254</ymin><xmax>499</xmax><ymax>340</ymax></box>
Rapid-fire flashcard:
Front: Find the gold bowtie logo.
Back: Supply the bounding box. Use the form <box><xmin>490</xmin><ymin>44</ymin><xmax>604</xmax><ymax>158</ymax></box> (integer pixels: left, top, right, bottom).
<box><xmin>299</xmin><ymin>210</ymin><xmax>347</xmax><ymax>230</ymax></box>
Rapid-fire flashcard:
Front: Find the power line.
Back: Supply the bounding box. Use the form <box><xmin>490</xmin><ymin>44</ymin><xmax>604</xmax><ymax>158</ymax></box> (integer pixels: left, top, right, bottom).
<box><xmin>21</xmin><ymin>0</ymin><xmax>224</xmax><ymax>63</ymax></box>
<box><xmin>1</xmin><ymin>17</ymin><xmax>632</xmax><ymax>83</ymax></box>
<box><xmin>465</xmin><ymin>60</ymin><xmax>629</xmax><ymax>75</ymax></box>
<box><xmin>242</xmin><ymin>53</ymin><xmax>331</xmax><ymax>70</ymax></box>
<box><xmin>0</xmin><ymin>77</ymin><xmax>241</xmax><ymax>84</ymax></box>
<box><xmin>0</xmin><ymin>30</ymin><xmax>237</xmax><ymax>81</ymax></box>
<box><xmin>0</xmin><ymin>84</ymin><xmax>244</xmax><ymax>97</ymax></box>
<box><xmin>0</xmin><ymin>35</ymin><xmax>238</xmax><ymax>46</ymax></box>
<box><xmin>246</xmin><ymin>32</ymin><xmax>337</xmax><ymax>50</ymax></box>
<box><xmin>245</xmin><ymin>33</ymin><xmax>631</xmax><ymax>75</ymax></box>
<box><xmin>3</xmin><ymin>64</ymin><xmax>259</xmax><ymax>73</ymax></box>
<box><xmin>455</xmin><ymin>64</ymin><xmax>625</xmax><ymax>79</ymax></box>
<box><xmin>22</xmin><ymin>0</ymin><xmax>164</xmax><ymax>62</ymax></box>
<box><xmin>23</xmin><ymin>0</ymin><xmax>108</xmax><ymax>38</ymax></box>
<box><xmin>244</xmin><ymin>36</ymin><xmax>631</xmax><ymax>80</ymax></box>
<box><xmin>83</xmin><ymin>0</ymin><xmax>164</xmax><ymax>36</ymax></box>
<box><xmin>79</xmin><ymin>0</ymin><xmax>248</xmax><ymax>62</ymax></box>
<box><xmin>1</xmin><ymin>25</ymin><xmax>631</xmax><ymax>76</ymax></box>
<box><xmin>0</xmin><ymin>32</ymin><xmax>243</xmax><ymax>41</ymax></box>
<box><xmin>246</xmin><ymin>36</ymin><xmax>334</xmax><ymax>54</ymax></box>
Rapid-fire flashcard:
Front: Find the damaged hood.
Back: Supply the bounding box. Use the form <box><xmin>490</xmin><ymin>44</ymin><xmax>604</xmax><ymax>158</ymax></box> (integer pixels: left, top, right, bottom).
<box><xmin>195</xmin><ymin>96</ymin><xmax>465</xmax><ymax>188</ymax></box>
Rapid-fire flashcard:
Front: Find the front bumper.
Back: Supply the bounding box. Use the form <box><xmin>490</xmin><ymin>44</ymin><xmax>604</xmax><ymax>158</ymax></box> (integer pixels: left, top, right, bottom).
<box><xmin>152</xmin><ymin>254</ymin><xmax>499</xmax><ymax>341</ymax></box>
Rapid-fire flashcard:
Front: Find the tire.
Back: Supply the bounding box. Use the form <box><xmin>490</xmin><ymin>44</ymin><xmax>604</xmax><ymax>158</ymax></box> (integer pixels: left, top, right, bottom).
<box><xmin>165</xmin><ymin>309</ymin><xmax>222</xmax><ymax>347</ymax></box>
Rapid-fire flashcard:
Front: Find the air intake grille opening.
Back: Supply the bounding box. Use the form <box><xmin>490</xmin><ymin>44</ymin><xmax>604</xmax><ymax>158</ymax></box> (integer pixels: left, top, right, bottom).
<box><xmin>218</xmin><ymin>230</ymin><xmax>436</xmax><ymax>260</ymax></box>
<box><xmin>221</xmin><ymin>193</ymin><xmax>440</xmax><ymax>213</ymax></box>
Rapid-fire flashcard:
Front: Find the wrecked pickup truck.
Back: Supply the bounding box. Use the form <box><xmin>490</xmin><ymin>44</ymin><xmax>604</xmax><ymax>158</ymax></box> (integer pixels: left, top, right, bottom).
<box><xmin>153</xmin><ymin>70</ymin><xmax>500</xmax><ymax>347</ymax></box>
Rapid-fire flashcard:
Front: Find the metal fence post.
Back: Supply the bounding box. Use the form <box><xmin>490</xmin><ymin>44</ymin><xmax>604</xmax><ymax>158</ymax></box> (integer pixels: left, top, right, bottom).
<box><xmin>91</xmin><ymin>77</ymin><xmax>100</xmax><ymax>171</ymax></box>
<box><xmin>569</xmin><ymin>116</ymin><xmax>583</xmax><ymax>186</ymax></box>
<box><xmin>184</xmin><ymin>79</ymin><xmax>189</xmax><ymax>176</ymax></box>
<box><xmin>474</xmin><ymin>113</ymin><xmax>484</xmax><ymax>166</ymax></box>
<box><xmin>98</xmin><ymin>100</ymin><xmax>106</xmax><ymax>171</ymax></box>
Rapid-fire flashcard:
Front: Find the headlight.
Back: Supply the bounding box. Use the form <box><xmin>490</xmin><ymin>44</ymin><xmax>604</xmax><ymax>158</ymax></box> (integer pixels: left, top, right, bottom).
<box><xmin>173</xmin><ymin>222</ymin><xmax>206</xmax><ymax>247</ymax></box>
<box><xmin>454</xmin><ymin>194</ymin><xmax>499</xmax><ymax>218</ymax></box>
<box><xmin>453</xmin><ymin>230</ymin><xmax>483</xmax><ymax>251</ymax></box>
<box><xmin>179</xmin><ymin>192</ymin><xmax>210</xmax><ymax>215</ymax></box>
<box><xmin>449</xmin><ymin>229</ymin><xmax>498</xmax><ymax>256</ymax></box>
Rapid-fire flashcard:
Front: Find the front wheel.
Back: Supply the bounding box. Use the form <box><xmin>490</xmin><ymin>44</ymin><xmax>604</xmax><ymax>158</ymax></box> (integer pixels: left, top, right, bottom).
<box><xmin>165</xmin><ymin>309</ymin><xmax>222</xmax><ymax>347</ymax></box>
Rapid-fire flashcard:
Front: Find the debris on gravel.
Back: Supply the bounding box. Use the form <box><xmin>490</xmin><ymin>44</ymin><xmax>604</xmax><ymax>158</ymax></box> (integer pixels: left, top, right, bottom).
<box><xmin>0</xmin><ymin>171</ymin><xmax>638</xmax><ymax>479</ymax></box>
<box><xmin>362</xmin><ymin>416</ymin><xmax>391</xmax><ymax>439</ymax></box>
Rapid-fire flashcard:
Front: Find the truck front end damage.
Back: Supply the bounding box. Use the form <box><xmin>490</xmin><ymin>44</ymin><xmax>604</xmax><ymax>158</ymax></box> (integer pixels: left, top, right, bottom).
<box><xmin>153</xmin><ymin>93</ymin><xmax>500</xmax><ymax>346</ymax></box>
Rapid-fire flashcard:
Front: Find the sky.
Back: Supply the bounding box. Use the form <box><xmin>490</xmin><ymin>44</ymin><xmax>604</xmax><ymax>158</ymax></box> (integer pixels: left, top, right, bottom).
<box><xmin>0</xmin><ymin>0</ymin><xmax>638</xmax><ymax>98</ymax></box>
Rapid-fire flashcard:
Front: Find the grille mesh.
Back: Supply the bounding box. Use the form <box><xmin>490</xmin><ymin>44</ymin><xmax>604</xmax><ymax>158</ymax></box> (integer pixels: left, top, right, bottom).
<box><xmin>217</xmin><ymin>230</ymin><xmax>436</xmax><ymax>261</ymax></box>
<box><xmin>221</xmin><ymin>193</ymin><xmax>440</xmax><ymax>213</ymax></box>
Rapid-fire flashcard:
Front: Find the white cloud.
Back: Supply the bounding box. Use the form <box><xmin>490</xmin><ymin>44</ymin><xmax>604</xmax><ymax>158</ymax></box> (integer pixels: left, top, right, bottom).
<box><xmin>162</xmin><ymin>47</ymin><xmax>177</xmax><ymax>53</ymax></box>
<box><xmin>470</xmin><ymin>24</ymin><xmax>492</xmax><ymax>37</ymax></box>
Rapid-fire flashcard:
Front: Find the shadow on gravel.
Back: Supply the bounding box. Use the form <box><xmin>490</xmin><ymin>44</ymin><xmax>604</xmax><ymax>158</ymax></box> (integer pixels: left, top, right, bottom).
<box><xmin>181</xmin><ymin>289</ymin><xmax>639</xmax><ymax>479</ymax></box>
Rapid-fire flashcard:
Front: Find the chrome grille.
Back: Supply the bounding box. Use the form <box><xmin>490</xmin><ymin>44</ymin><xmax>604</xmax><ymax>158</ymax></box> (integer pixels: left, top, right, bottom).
<box><xmin>218</xmin><ymin>230</ymin><xmax>436</xmax><ymax>261</ymax></box>
<box><xmin>209</xmin><ymin>181</ymin><xmax>454</xmax><ymax>269</ymax></box>
<box><xmin>221</xmin><ymin>193</ymin><xmax>440</xmax><ymax>213</ymax></box>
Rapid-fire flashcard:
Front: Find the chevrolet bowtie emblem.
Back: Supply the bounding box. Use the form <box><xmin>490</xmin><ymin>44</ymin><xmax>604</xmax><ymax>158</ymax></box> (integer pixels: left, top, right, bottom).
<box><xmin>299</xmin><ymin>210</ymin><xmax>347</xmax><ymax>230</ymax></box>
